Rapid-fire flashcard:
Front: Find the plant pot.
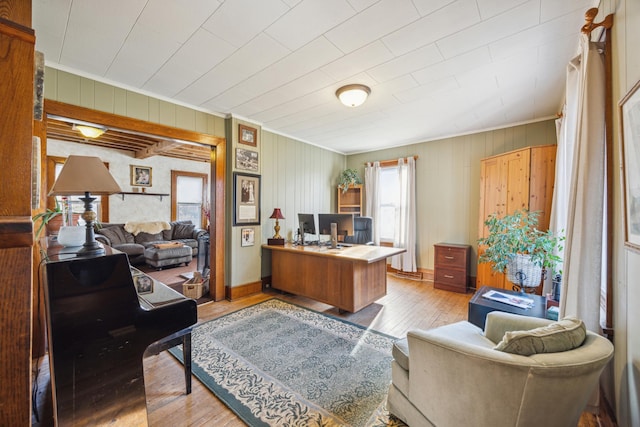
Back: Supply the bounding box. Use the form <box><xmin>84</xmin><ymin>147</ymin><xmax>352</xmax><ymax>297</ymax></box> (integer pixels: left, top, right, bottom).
<box><xmin>506</xmin><ymin>254</ymin><xmax>542</xmax><ymax>288</ymax></box>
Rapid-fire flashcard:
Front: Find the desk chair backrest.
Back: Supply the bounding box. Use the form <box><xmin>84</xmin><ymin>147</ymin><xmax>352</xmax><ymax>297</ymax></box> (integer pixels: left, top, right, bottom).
<box><xmin>345</xmin><ymin>216</ymin><xmax>373</xmax><ymax>245</ymax></box>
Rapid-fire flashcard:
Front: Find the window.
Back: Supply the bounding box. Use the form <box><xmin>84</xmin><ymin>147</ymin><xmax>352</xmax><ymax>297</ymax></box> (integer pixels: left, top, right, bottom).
<box><xmin>379</xmin><ymin>166</ymin><xmax>399</xmax><ymax>242</ymax></box>
<box><xmin>171</xmin><ymin>171</ymin><xmax>208</xmax><ymax>228</ymax></box>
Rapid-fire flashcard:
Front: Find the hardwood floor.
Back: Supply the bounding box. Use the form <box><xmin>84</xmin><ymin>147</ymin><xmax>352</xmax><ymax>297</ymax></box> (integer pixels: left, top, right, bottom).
<box><xmin>32</xmin><ymin>275</ymin><xmax>612</xmax><ymax>426</ymax></box>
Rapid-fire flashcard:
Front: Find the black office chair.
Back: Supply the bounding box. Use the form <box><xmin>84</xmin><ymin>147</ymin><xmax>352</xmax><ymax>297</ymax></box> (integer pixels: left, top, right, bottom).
<box><xmin>344</xmin><ymin>216</ymin><xmax>374</xmax><ymax>245</ymax></box>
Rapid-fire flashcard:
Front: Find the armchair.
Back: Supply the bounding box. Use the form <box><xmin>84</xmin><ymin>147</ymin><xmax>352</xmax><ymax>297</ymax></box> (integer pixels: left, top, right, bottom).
<box><xmin>388</xmin><ymin>312</ymin><xmax>613</xmax><ymax>427</ymax></box>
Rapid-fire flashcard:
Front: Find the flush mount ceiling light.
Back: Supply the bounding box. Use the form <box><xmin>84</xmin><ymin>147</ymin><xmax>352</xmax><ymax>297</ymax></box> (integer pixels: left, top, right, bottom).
<box><xmin>336</xmin><ymin>84</ymin><xmax>371</xmax><ymax>107</ymax></box>
<box><xmin>73</xmin><ymin>124</ymin><xmax>107</xmax><ymax>138</ymax></box>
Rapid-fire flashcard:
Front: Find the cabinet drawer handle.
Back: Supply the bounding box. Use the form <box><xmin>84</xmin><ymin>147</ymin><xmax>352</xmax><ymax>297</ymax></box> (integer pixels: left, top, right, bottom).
<box><xmin>444</xmin><ymin>274</ymin><xmax>454</xmax><ymax>279</ymax></box>
<box><xmin>444</xmin><ymin>256</ymin><xmax>455</xmax><ymax>259</ymax></box>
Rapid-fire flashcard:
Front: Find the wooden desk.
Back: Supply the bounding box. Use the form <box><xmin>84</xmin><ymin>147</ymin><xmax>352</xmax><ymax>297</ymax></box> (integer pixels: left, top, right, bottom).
<box><xmin>264</xmin><ymin>243</ymin><xmax>405</xmax><ymax>313</ymax></box>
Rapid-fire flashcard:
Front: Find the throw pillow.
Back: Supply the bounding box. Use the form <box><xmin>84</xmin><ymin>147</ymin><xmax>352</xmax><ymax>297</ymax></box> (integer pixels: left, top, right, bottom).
<box><xmin>98</xmin><ymin>226</ymin><xmax>130</xmax><ymax>245</ymax></box>
<box><xmin>173</xmin><ymin>223</ymin><xmax>195</xmax><ymax>239</ymax></box>
<box><xmin>135</xmin><ymin>231</ymin><xmax>164</xmax><ymax>244</ymax></box>
<box><xmin>494</xmin><ymin>317</ymin><xmax>587</xmax><ymax>356</ymax></box>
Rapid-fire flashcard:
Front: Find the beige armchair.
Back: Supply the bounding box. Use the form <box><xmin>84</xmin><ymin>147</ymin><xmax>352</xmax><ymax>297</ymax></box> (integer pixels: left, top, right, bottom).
<box><xmin>388</xmin><ymin>312</ymin><xmax>614</xmax><ymax>427</ymax></box>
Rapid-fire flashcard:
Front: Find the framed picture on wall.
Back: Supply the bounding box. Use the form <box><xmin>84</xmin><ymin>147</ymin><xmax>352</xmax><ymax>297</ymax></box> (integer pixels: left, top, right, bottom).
<box><xmin>130</xmin><ymin>165</ymin><xmax>152</xmax><ymax>187</ymax></box>
<box><xmin>241</xmin><ymin>228</ymin><xmax>255</xmax><ymax>247</ymax></box>
<box><xmin>620</xmin><ymin>79</ymin><xmax>640</xmax><ymax>252</ymax></box>
<box><xmin>233</xmin><ymin>172</ymin><xmax>260</xmax><ymax>226</ymax></box>
<box><xmin>239</xmin><ymin>124</ymin><xmax>258</xmax><ymax>147</ymax></box>
<box><xmin>236</xmin><ymin>148</ymin><xmax>259</xmax><ymax>171</ymax></box>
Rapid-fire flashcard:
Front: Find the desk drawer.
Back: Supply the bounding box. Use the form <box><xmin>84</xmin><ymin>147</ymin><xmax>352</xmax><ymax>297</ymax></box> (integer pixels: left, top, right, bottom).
<box><xmin>435</xmin><ymin>246</ymin><xmax>468</xmax><ymax>268</ymax></box>
<box><xmin>435</xmin><ymin>267</ymin><xmax>466</xmax><ymax>286</ymax></box>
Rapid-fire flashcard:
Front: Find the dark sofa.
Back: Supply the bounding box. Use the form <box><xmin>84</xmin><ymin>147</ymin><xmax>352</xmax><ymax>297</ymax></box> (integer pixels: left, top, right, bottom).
<box><xmin>95</xmin><ymin>220</ymin><xmax>207</xmax><ymax>267</ymax></box>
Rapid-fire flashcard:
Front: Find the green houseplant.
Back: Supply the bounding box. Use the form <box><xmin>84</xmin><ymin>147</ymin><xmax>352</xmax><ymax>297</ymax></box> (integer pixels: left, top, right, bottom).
<box><xmin>478</xmin><ymin>210</ymin><xmax>564</xmax><ymax>289</ymax></box>
<box><xmin>32</xmin><ymin>198</ymin><xmax>63</xmax><ymax>238</ymax></box>
<box><xmin>338</xmin><ymin>168</ymin><xmax>362</xmax><ymax>193</ymax></box>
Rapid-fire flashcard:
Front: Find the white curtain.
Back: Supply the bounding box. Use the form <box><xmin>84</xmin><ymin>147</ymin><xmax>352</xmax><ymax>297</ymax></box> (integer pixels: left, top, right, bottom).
<box><xmin>554</xmin><ymin>34</ymin><xmax>606</xmax><ymax>333</ymax></box>
<box><xmin>391</xmin><ymin>157</ymin><xmax>417</xmax><ymax>272</ymax></box>
<box><xmin>365</xmin><ymin>162</ymin><xmax>381</xmax><ymax>245</ymax></box>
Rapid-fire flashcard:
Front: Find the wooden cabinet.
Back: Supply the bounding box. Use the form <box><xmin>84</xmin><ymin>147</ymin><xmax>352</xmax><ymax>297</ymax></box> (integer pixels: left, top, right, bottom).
<box><xmin>434</xmin><ymin>243</ymin><xmax>470</xmax><ymax>293</ymax></box>
<box><xmin>477</xmin><ymin>145</ymin><xmax>556</xmax><ymax>290</ymax></box>
<box><xmin>337</xmin><ymin>184</ymin><xmax>362</xmax><ymax>216</ymax></box>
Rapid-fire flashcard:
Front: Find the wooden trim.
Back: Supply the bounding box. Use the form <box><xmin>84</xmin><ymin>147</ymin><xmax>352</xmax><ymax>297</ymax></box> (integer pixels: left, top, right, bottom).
<box><xmin>170</xmin><ymin>170</ymin><xmax>208</xmax><ymax>228</ymax></box>
<box><xmin>211</xmin><ymin>142</ymin><xmax>226</xmax><ymax>302</ymax></box>
<box><xmin>0</xmin><ymin>216</ymin><xmax>33</xmax><ymax>248</ymax></box>
<box><xmin>225</xmin><ymin>281</ymin><xmax>262</xmax><ymax>300</ymax></box>
<box><xmin>45</xmin><ymin>100</ymin><xmax>225</xmax><ymax>147</ymax></box>
<box><xmin>364</xmin><ymin>155</ymin><xmax>418</xmax><ymax>168</ymax></box>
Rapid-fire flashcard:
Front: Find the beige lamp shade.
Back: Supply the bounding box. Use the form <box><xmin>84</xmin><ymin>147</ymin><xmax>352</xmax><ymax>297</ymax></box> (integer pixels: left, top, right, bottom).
<box><xmin>49</xmin><ymin>155</ymin><xmax>121</xmax><ymax>196</ymax></box>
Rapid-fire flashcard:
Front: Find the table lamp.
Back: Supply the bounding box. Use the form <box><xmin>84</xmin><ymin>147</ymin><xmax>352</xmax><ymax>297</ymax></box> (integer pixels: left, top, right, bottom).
<box><xmin>268</xmin><ymin>208</ymin><xmax>285</xmax><ymax>245</ymax></box>
<box><xmin>49</xmin><ymin>155</ymin><xmax>122</xmax><ymax>256</ymax></box>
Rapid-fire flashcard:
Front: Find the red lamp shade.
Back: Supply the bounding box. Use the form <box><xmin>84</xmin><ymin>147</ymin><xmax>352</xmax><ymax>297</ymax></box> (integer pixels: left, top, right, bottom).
<box><xmin>269</xmin><ymin>208</ymin><xmax>285</xmax><ymax>220</ymax></box>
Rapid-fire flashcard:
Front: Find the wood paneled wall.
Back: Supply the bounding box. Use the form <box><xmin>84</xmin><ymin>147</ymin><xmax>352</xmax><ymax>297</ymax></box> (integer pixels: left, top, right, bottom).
<box><xmin>0</xmin><ymin>1</ymin><xmax>35</xmax><ymax>424</ymax></box>
<box><xmin>346</xmin><ymin>120</ymin><xmax>558</xmax><ymax>276</ymax></box>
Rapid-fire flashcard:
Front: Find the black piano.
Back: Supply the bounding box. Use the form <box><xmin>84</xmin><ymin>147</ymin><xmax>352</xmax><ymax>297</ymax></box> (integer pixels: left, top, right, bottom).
<box><xmin>43</xmin><ymin>252</ymin><xmax>197</xmax><ymax>426</ymax></box>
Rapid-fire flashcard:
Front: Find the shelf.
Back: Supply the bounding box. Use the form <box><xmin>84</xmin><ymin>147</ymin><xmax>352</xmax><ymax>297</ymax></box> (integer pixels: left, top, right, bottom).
<box><xmin>119</xmin><ymin>192</ymin><xmax>169</xmax><ymax>201</ymax></box>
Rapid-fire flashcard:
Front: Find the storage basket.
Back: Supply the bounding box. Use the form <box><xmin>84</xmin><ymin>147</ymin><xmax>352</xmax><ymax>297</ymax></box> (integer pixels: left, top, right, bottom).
<box><xmin>183</xmin><ymin>273</ymin><xmax>206</xmax><ymax>299</ymax></box>
<box><xmin>506</xmin><ymin>254</ymin><xmax>542</xmax><ymax>288</ymax></box>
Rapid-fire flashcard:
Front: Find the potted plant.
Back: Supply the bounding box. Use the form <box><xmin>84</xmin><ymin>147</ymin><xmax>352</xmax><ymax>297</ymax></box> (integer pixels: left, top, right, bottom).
<box><xmin>32</xmin><ymin>198</ymin><xmax>64</xmax><ymax>237</ymax></box>
<box><xmin>478</xmin><ymin>210</ymin><xmax>564</xmax><ymax>291</ymax></box>
<box><xmin>338</xmin><ymin>168</ymin><xmax>362</xmax><ymax>193</ymax></box>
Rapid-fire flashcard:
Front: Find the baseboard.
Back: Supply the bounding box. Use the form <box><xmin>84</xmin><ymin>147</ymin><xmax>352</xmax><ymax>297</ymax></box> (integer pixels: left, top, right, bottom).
<box><xmin>226</xmin><ymin>280</ymin><xmax>262</xmax><ymax>300</ymax></box>
<box><xmin>386</xmin><ymin>266</ymin><xmax>432</xmax><ymax>281</ymax></box>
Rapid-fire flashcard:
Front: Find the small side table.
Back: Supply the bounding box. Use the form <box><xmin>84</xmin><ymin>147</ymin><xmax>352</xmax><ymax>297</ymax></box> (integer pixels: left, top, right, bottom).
<box><xmin>468</xmin><ymin>286</ymin><xmax>547</xmax><ymax>329</ymax></box>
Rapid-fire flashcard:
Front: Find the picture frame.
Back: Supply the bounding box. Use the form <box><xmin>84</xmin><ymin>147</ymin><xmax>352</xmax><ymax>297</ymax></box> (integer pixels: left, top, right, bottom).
<box><xmin>241</xmin><ymin>227</ymin><xmax>255</xmax><ymax>247</ymax></box>
<box><xmin>236</xmin><ymin>148</ymin><xmax>259</xmax><ymax>172</ymax></box>
<box><xmin>133</xmin><ymin>274</ymin><xmax>154</xmax><ymax>294</ymax></box>
<box><xmin>620</xmin><ymin>79</ymin><xmax>640</xmax><ymax>252</ymax></box>
<box><xmin>233</xmin><ymin>172</ymin><xmax>260</xmax><ymax>226</ymax></box>
<box><xmin>130</xmin><ymin>165</ymin><xmax>152</xmax><ymax>187</ymax></box>
<box><xmin>239</xmin><ymin>124</ymin><xmax>258</xmax><ymax>147</ymax></box>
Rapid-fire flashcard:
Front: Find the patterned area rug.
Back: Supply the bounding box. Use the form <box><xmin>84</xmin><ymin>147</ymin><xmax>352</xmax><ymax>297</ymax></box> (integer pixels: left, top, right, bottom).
<box><xmin>169</xmin><ymin>299</ymin><xmax>406</xmax><ymax>426</ymax></box>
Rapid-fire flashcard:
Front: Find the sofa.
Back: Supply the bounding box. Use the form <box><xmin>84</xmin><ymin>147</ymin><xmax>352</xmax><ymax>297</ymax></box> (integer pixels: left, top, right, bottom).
<box><xmin>388</xmin><ymin>311</ymin><xmax>614</xmax><ymax>427</ymax></box>
<box><xmin>95</xmin><ymin>220</ymin><xmax>207</xmax><ymax>268</ymax></box>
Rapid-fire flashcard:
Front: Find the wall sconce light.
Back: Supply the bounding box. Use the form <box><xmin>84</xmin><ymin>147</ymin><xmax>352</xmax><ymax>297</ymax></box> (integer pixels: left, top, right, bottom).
<box><xmin>73</xmin><ymin>124</ymin><xmax>107</xmax><ymax>138</ymax></box>
<box><xmin>268</xmin><ymin>208</ymin><xmax>285</xmax><ymax>246</ymax></box>
<box><xmin>336</xmin><ymin>84</ymin><xmax>371</xmax><ymax>107</ymax></box>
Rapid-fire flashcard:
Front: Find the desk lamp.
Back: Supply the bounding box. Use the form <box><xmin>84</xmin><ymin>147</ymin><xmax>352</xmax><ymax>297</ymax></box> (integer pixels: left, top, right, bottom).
<box><xmin>268</xmin><ymin>208</ymin><xmax>285</xmax><ymax>245</ymax></box>
<box><xmin>49</xmin><ymin>155</ymin><xmax>122</xmax><ymax>256</ymax></box>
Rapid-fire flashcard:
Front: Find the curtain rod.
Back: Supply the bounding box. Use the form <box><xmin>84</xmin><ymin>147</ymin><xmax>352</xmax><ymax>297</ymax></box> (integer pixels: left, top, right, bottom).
<box><xmin>364</xmin><ymin>156</ymin><xmax>418</xmax><ymax>167</ymax></box>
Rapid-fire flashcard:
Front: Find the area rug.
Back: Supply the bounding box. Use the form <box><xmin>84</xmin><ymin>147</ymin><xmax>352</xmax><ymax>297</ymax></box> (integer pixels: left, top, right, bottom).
<box><xmin>169</xmin><ymin>299</ymin><xmax>405</xmax><ymax>426</ymax></box>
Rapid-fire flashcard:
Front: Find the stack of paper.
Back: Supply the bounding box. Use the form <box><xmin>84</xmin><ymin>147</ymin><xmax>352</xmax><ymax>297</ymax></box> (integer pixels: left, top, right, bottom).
<box><xmin>482</xmin><ymin>290</ymin><xmax>535</xmax><ymax>309</ymax></box>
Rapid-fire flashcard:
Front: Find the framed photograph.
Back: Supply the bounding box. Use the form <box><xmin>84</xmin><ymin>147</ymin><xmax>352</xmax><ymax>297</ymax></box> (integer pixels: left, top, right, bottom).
<box><xmin>239</xmin><ymin>124</ymin><xmax>258</xmax><ymax>147</ymax></box>
<box><xmin>133</xmin><ymin>274</ymin><xmax>154</xmax><ymax>294</ymax></box>
<box><xmin>620</xmin><ymin>79</ymin><xmax>640</xmax><ymax>252</ymax></box>
<box><xmin>130</xmin><ymin>165</ymin><xmax>152</xmax><ymax>187</ymax></box>
<box><xmin>233</xmin><ymin>172</ymin><xmax>260</xmax><ymax>226</ymax></box>
<box><xmin>236</xmin><ymin>148</ymin><xmax>259</xmax><ymax>172</ymax></box>
<box><xmin>241</xmin><ymin>227</ymin><xmax>255</xmax><ymax>247</ymax></box>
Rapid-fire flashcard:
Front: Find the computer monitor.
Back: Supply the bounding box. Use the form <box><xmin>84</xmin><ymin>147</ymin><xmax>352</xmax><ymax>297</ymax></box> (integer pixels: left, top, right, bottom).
<box><xmin>297</xmin><ymin>213</ymin><xmax>316</xmax><ymax>235</ymax></box>
<box><xmin>318</xmin><ymin>213</ymin><xmax>354</xmax><ymax>239</ymax></box>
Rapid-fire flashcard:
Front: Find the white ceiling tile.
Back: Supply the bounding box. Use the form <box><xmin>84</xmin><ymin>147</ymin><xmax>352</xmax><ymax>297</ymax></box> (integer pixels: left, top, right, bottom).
<box><xmin>202</xmin><ymin>0</ymin><xmax>291</xmax><ymax>48</ymax></box>
<box><xmin>320</xmin><ymin>41</ymin><xmax>394</xmax><ymax>81</ymax></box>
<box><xmin>394</xmin><ymin>76</ymin><xmax>459</xmax><ymax>103</ymax></box>
<box><xmin>143</xmin><ymin>29</ymin><xmax>237</xmax><ymax>96</ymax></box>
<box><xmin>382</xmin><ymin>0</ymin><xmax>480</xmax><ymax>56</ymax></box>
<box><xmin>325</xmin><ymin>0</ymin><xmax>419</xmax><ymax>54</ymax></box>
<box><xmin>476</xmin><ymin>0</ymin><xmax>528</xmax><ymax>20</ymax></box>
<box><xmin>540</xmin><ymin>0</ymin><xmax>598</xmax><ymax>23</ymax></box>
<box><xmin>205</xmin><ymin>37</ymin><xmax>343</xmax><ymax>110</ymax></box>
<box><xmin>412</xmin><ymin>47</ymin><xmax>492</xmax><ymax>85</ymax></box>
<box><xmin>367</xmin><ymin>44</ymin><xmax>443</xmax><ymax>83</ymax></box>
<box><xmin>436</xmin><ymin>0</ymin><xmax>540</xmax><ymax>59</ymax></box>
<box><xmin>346</xmin><ymin>0</ymin><xmax>380</xmax><ymax>12</ymax></box>
<box><xmin>33</xmin><ymin>0</ymin><xmax>72</xmax><ymax>62</ymax></box>
<box><xmin>137</xmin><ymin>0</ymin><xmax>223</xmax><ymax>44</ymax></box>
<box><xmin>410</xmin><ymin>0</ymin><xmax>457</xmax><ymax>16</ymax></box>
<box><xmin>58</xmin><ymin>0</ymin><xmax>147</xmax><ymax>76</ymax></box>
<box><xmin>265</xmin><ymin>0</ymin><xmax>357</xmax><ymax>51</ymax></box>
<box><xmin>176</xmin><ymin>34</ymin><xmax>290</xmax><ymax>106</ymax></box>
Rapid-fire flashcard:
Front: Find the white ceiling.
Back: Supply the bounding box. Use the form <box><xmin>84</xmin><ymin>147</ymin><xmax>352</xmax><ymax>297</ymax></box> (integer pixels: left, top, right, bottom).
<box><xmin>33</xmin><ymin>0</ymin><xmax>598</xmax><ymax>154</ymax></box>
